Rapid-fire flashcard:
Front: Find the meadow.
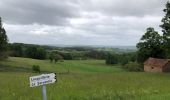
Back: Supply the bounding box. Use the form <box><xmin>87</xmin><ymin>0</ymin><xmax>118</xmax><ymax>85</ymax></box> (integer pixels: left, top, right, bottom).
<box><xmin>1</xmin><ymin>57</ymin><xmax>170</xmax><ymax>100</ymax></box>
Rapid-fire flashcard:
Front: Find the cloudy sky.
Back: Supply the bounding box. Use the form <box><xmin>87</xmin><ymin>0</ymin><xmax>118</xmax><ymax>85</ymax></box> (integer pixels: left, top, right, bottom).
<box><xmin>0</xmin><ymin>0</ymin><xmax>168</xmax><ymax>46</ymax></box>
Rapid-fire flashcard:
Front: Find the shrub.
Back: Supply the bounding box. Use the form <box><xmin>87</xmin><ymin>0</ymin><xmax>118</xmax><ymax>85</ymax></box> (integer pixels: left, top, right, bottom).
<box><xmin>32</xmin><ymin>65</ymin><xmax>40</xmax><ymax>73</ymax></box>
<box><xmin>120</xmin><ymin>58</ymin><xmax>129</xmax><ymax>66</ymax></box>
<box><xmin>0</xmin><ymin>52</ymin><xmax>8</xmax><ymax>60</ymax></box>
<box><xmin>123</xmin><ymin>62</ymin><xmax>143</xmax><ymax>72</ymax></box>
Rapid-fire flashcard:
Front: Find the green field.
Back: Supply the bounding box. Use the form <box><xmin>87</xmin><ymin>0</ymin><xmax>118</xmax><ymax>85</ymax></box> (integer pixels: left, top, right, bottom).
<box><xmin>1</xmin><ymin>57</ymin><xmax>170</xmax><ymax>100</ymax></box>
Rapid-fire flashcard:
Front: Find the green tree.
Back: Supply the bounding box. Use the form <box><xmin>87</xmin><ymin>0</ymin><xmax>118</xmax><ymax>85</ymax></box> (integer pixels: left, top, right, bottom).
<box><xmin>105</xmin><ymin>53</ymin><xmax>118</xmax><ymax>65</ymax></box>
<box><xmin>120</xmin><ymin>55</ymin><xmax>129</xmax><ymax>66</ymax></box>
<box><xmin>36</xmin><ymin>47</ymin><xmax>46</xmax><ymax>59</ymax></box>
<box><xmin>136</xmin><ymin>27</ymin><xmax>165</xmax><ymax>63</ymax></box>
<box><xmin>49</xmin><ymin>52</ymin><xmax>55</xmax><ymax>62</ymax></box>
<box><xmin>160</xmin><ymin>2</ymin><xmax>170</xmax><ymax>58</ymax></box>
<box><xmin>25</xmin><ymin>46</ymin><xmax>46</xmax><ymax>60</ymax></box>
<box><xmin>9</xmin><ymin>43</ymin><xmax>23</xmax><ymax>57</ymax></box>
<box><xmin>0</xmin><ymin>17</ymin><xmax>8</xmax><ymax>59</ymax></box>
<box><xmin>54</xmin><ymin>54</ymin><xmax>63</xmax><ymax>63</ymax></box>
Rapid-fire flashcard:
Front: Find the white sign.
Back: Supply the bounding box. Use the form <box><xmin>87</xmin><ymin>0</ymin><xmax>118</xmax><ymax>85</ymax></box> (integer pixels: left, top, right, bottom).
<box><xmin>30</xmin><ymin>73</ymin><xmax>56</xmax><ymax>87</ymax></box>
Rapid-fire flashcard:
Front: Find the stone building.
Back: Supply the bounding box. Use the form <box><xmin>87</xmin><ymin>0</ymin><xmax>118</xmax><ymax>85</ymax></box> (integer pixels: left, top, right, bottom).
<box><xmin>144</xmin><ymin>57</ymin><xmax>170</xmax><ymax>72</ymax></box>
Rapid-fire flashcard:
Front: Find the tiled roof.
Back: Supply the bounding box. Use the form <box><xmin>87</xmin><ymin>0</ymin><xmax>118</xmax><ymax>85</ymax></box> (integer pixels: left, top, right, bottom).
<box><xmin>144</xmin><ymin>57</ymin><xmax>170</xmax><ymax>68</ymax></box>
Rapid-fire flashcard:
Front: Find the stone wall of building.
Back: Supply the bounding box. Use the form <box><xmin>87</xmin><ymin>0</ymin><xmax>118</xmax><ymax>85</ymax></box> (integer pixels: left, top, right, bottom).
<box><xmin>144</xmin><ymin>65</ymin><xmax>162</xmax><ymax>72</ymax></box>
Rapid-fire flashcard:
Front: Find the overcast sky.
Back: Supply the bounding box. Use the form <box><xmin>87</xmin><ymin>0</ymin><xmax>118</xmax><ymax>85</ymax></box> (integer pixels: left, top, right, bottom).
<box><xmin>0</xmin><ymin>0</ymin><xmax>169</xmax><ymax>46</ymax></box>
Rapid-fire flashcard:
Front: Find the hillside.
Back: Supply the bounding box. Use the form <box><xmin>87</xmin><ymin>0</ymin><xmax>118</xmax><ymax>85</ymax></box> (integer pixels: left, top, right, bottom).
<box><xmin>1</xmin><ymin>57</ymin><xmax>170</xmax><ymax>99</ymax></box>
<box><xmin>0</xmin><ymin>57</ymin><xmax>121</xmax><ymax>73</ymax></box>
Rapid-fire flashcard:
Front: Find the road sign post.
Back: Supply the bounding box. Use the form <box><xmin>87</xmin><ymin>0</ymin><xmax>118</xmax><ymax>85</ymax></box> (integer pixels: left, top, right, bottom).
<box><xmin>30</xmin><ymin>73</ymin><xmax>57</xmax><ymax>100</ymax></box>
<box><xmin>42</xmin><ymin>85</ymin><xmax>47</xmax><ymax>100</ymax></box>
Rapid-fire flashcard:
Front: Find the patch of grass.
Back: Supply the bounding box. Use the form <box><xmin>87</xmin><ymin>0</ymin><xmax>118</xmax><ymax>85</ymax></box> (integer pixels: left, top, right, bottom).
<box><xmin>58</xmin><ymin>60</ymin><xmax>123</xmax><ymax>73</ymax></box>
<box><xmin>0</xmin><ymin>64</ymin><xmax>31</xmax><ymax>72</ymax></box>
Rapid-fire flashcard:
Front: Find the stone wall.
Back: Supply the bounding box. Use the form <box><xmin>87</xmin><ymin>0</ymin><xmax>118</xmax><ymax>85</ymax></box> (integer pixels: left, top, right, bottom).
<box><xmin>144</xmin><ymin>65</ymin><xmax>162</xmax><ymax>72</ymax></box>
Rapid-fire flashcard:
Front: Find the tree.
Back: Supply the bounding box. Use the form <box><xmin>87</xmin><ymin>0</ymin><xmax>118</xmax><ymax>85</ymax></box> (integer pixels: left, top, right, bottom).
<box><xmin>54</xmin><ymin>54</ymin><xmax>63</xmax><ymax>63</ymax></box>
<box><xmin>36</xmin><ymin>47</ymin><xmax>46</xmax><ymax>60</ymax></box>
<box><xmin>25</xmin><ymin>46</ymin><xmax>46</xmax><ymax>60</ymax></box>
<box><xmin>48</xmin><ymin>51</ymin><xmax>63</xmax><ymax>63</ymax></box>
<box><xmin>136</xmin><ymin>27</ymin><xmax>165</xmax><ymax>63</ymax></box>
<box><xmin>9</xmin><ymin>43</ymin><xmax>23</xmax><ymax>57</ymax></box>
<box><xmin>119</xmin><ymin>55</ymin><xmax>129</xmax><ymax>66</ymax></box>
<box><xmin>105</xmin><ymin>53</ymin><xmax>118</xmax><ymax>65</ymax></box>
<box><xmin>49</xmin><ymin>52</ymin><xmax>55</xmax><ymax>62</ymax></box>
<box><xmin>0</xmin><ymin>17</ymin><xmax>8</xmax><ymax>59</ymax></box>
<box><xmin>160</xmin><ymin>2</ymin><xmax>170</xmax><ymax>58</ymax></box>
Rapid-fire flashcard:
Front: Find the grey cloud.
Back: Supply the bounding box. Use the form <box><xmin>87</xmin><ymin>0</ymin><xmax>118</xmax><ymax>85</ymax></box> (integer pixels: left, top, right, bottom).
<box><xmin>0</xmin><ymin>0</ymin><xmax>167</xmax><ymax>25</ymax></box>
<box><xmin>2</xmin><ymin>0</ymin><xmax>169</xmax><ymax>46</ymax></box>
<box><xmin>5</xmin><ymin>14</ymin><xmax>161</xmax><ymax>46</ymax></box>
<box><xmin>70</xmin><ymin>15</ymin><xmax>162</xmax><ymax>37</ymax></box>
<box><xmin>77</xmin><ymin>0</ymin><xmax>167</xmax><ymax>17</ymax></box>
<box><xmin>0</xmin><ymin>0</ymin><xmax>80</xmax><ymax>25</ymax></box>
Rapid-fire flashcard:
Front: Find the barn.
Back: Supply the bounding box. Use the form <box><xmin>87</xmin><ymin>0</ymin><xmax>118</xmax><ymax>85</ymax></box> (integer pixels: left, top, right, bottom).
<box><xmin>144</xmin><ymin>57</ymin><xmax>170</xmax><ymax>72</ymax></box>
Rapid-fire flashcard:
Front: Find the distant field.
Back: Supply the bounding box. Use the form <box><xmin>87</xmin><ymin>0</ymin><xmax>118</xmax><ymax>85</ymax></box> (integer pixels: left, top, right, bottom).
<box><xmin>1</xmin><ymin>57</ymin><xmax>170</xmax><ymax>100</ymax></box>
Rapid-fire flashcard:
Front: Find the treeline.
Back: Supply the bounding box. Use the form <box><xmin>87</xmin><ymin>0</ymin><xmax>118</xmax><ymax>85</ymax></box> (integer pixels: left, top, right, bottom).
<box><xmin>105</xmin><ymin>52</ymin><xmax>142</xmax><ymax>71</ymax></box>
<box><xmin>9</xmin><ymin>43</ymin><xmax>131</xmax><ymax>61</ymax></box>
<box><xmin>8</xmin><ymin>43</ymin><xmax>47</xmax><ymax>60</ymax></box>
<box><xmin>8</xmin><ymin>43</ymin><xmax>138</xmax><ymax>63</ymax></box>
<box><xmin>105</xmin><ymin>52</ymin><xmax>136</xmax><ymax>65</ymax></box>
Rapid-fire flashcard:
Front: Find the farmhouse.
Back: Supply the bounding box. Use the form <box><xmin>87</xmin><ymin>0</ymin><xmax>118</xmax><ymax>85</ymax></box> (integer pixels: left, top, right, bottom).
<box><xmin>144</xmin><ymin>57</ymin><xmax>170</xmax><ymax>72</ymax></box>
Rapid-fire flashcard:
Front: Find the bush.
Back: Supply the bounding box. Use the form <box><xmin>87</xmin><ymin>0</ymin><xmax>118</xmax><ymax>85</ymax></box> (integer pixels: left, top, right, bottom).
<box><xmin>0</xmin><ymin>52</ymin><xmax>8</xmax><ymax>60</ymax></box>
<box><xmin>123</xmin><ymin>62</ymin><xmax>143</xmax><ymax>72</ymax></box>
<box><xmin>120</xmin><ymin>58</ymin><xmax>128</xmax><ymax>66</ymax></box>
<box><xmin>32</xmin><ymin>65</ymin><xmax>40</xmax><ymax>73</ymax></box>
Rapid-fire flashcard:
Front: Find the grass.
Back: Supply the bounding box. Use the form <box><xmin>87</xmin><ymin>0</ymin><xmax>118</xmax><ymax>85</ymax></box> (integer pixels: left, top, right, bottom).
<box><xmin>0</xmin><ymin>57</ymin><xmax>170</xmax><ymax>99</ymax></box>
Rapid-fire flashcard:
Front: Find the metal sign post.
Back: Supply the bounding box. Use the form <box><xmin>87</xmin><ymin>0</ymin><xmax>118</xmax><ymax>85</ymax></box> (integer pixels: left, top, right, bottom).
<box><xmin>42</xmin><ymin>85</ymin><xmax>47</xmax><ymax>100</ymax></box>
<box><xmin>30</xmin><ymin>73</ymin><xmax>57</xmax><ymax>100</ymax></box>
